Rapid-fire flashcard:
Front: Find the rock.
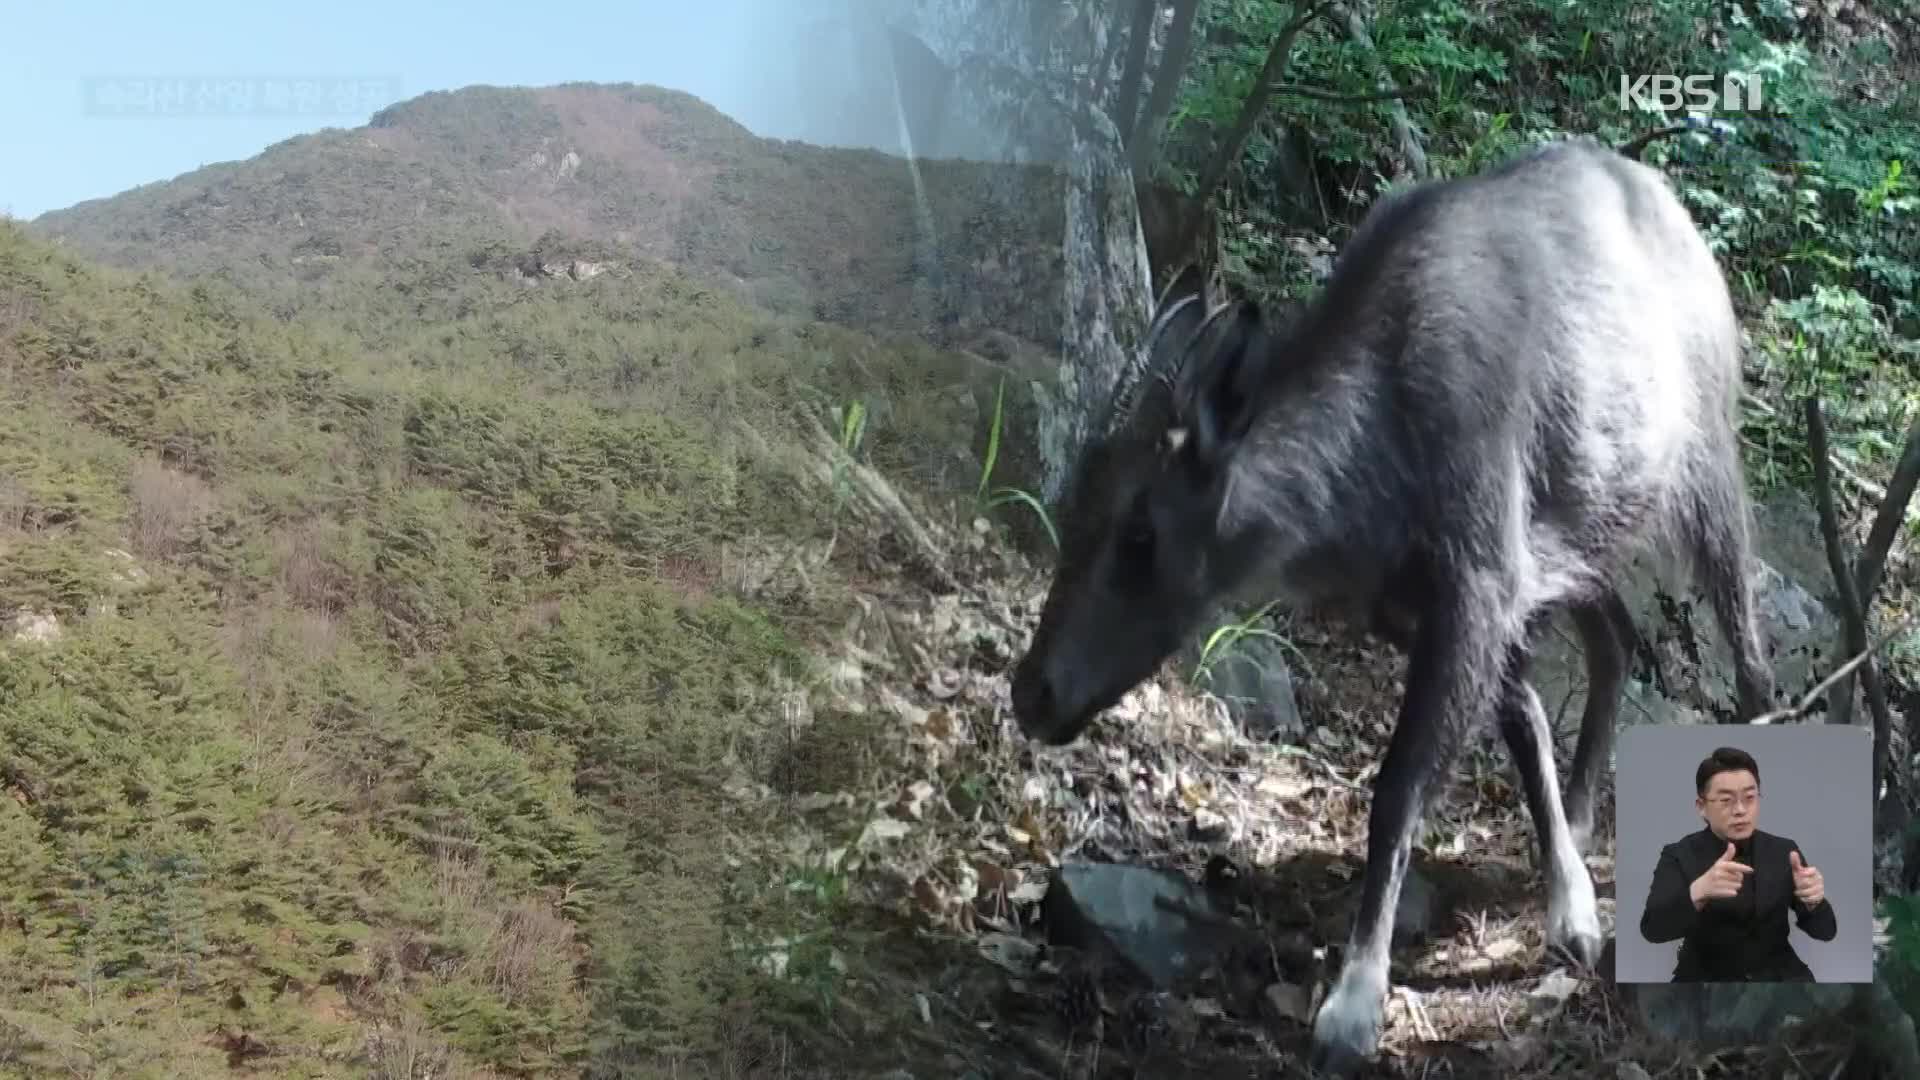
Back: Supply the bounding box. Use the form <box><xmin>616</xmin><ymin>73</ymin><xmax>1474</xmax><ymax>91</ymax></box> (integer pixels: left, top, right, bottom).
<box><xmin>1628</xmin><ymin>976</ymin><xmax>1920</xmax><ymax>1068</ymax></box>
<box><xmin>101</xmin><ymin>547</ymin><xmax>148</xmax><ymax>590</ymax></box>
<box><xmin>1852</xmin><ymin>974</ymin><xmax>1920</xmax><ymax>1076</ymax></box>
<box><xmin>1620</xmin><ymin>980</ymin><xmax>1855</xmax><ymax>1047</ymax></box>
<box><xmin>1618</xmin><ymin>973</ymin><xmax>1920</xmax><ymax>1071</ymax></box>
<box><xmin>1858</xmin><ymin>972</ymin><xmax>1920</xmax><ymax>1068</ymax></box>
<box><xmin>1656</xmin><ymin>492</ymin><xmax>1838</xmax><ymax>717</ymax></box>
<box><xmin>1191</xmin><ymin>632</ymin><xmax>1304</xmax><ymax>741</ymax></box>
<box><xmin>1313</xmin><ymin>862</ymin><xmax>1436</xmax><ymax>948</ymax></box>
<box><xmin>1531</xmin><ymin>968</ymin><xmax>1584</xmax><ymax>1003</ymax></box>
<box><xmin>1526</xmin><ymin>488</ymin><xmax>1842</xmax><ymax>736</ymax></box>
<box><xmin>1394</xmin><ymin>865</ymin><xmax>1439</xmax><ymax>945</ymax></box>
<box><xmin>9</xmin><ymin>611</ymin><xmax>60</xmax><ymax>645</ymax></box>
<box><xmin>1617</xmin><ymin>678</ymin><xmax>1713</xmax><ymax>727</ymax></box>
<box><xmin>1262</xmin><ymin>980</ymin><xmax>1316</xmax><ymax>1025</ymax></box>
<box><xmin>1041</xmin><ymin>861</ymin><xmax>1227</xmax><ymax>989</ymax></box>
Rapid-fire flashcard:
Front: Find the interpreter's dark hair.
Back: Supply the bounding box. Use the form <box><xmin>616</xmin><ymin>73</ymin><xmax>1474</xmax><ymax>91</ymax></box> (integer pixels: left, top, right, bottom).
<box><xmin>1696</xmin><ymin>746</ymin><xmax>1761</xmax><ymax>797</ymax></box>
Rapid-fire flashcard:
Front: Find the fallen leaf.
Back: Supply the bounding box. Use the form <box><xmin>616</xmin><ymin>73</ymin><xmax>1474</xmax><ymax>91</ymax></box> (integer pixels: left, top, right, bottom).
<box><xmin>952</xmin><ymin>861</ymin><xmax>981</xmax><ymax>907</ymax></box>
<box><xmin>1015</xmin><ymin>806</ymin><xmax>1044</xmax><ymax>842</ymax></box>
<box><xmin>896</xmin><ymin>780</ymin><xmax>937</xmax><ymax>821</ymax></box>
<box><xmin>1256</xmin><ymin>772</ymin><xmax>1315</xmax><ymax>802</ymax></box>
<box><xmin>1008</xmin><ymin>876</ymin><xmax>1050</xmax><ymax>905</ymax></box>
<box><xmin>1483</xmin><ymin>938</ymin><xmax>1526</xmax><ymax>963</ymax></box>
<box><xmin>913</xmin><ymin>876</ymin><xmax>948</xmax><ymax>919</ymax></box>
<box><xmin>859</xmin><ymin>818</ymin><xmax>912</xmax><ymax>846</ymax></box>
<box><xmin>970</xmin><ymin>858</ymin><xmax>1008</xmax><ymax>899</ymax></box>
<box><xmin>928</xmin><ymin>668</ymin><xmax>964</xmax><ymax>699</ymax></box>
<box><xmin>1179</xmin><ymin>778</ymin><xmax>1209</xmax><ymax>810</ymax></box>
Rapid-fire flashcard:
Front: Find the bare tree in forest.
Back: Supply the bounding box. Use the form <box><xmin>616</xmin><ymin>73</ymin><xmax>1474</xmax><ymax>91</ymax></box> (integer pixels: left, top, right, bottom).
<box><xmin>1805</xmin><ymin>397</ymin><xmax>1920</xmax><ymax>833</ymax></box>
<box><xmin>1128</xmin><ymin>0</ymin><xmax>1203</xmax><ymax>178</ymax></box>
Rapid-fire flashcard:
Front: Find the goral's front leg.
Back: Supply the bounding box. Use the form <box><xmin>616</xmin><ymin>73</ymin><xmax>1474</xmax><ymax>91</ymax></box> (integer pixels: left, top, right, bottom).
<box><xmin>1309</xmin><ymin>572</ymin><xmax>1511</xmax><ymax>1074</ymax></box>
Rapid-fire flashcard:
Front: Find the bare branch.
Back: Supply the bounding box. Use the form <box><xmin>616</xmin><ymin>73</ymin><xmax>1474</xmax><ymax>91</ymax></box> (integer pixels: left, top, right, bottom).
<box><xmin>1809</xmin><ymin>395</ymin><xmax>1871</xmax><ymax>654</ymax></box>
<box><xmin>1854</xmin><ymin>410</ymin><xmax>1920</xmax><ymax>607</ymax></box>
<box><xmin>1188</xmin><ymin>0</ymin><xmax>1338</xmax><ymax>215</ymax></box>
<box><xmin>1799</xmin><ymin>396</ymin><xmax>1896</xmax><ymax>814</ymax></box>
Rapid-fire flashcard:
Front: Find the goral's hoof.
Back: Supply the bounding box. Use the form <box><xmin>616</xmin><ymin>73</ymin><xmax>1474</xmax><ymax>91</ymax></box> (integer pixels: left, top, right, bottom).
<box><xmin>1308</xmin><ymin>978</ymin><xmax>1383</xmax><ymax>1076</ymax></box>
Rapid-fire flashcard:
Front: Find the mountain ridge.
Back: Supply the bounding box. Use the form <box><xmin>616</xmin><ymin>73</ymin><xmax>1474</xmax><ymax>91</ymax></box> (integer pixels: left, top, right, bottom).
<box><xmin>26</xmin><ymin>81</ymin><xmax>1069</xmax><ymax>352</ymax></box>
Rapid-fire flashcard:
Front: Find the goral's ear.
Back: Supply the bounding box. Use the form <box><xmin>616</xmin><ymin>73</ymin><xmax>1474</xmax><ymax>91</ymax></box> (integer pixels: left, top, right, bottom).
<box><xmin>1170</xmin><ymin>299</ymin><xmax>1270</xmax><ymax>469</ymax></box>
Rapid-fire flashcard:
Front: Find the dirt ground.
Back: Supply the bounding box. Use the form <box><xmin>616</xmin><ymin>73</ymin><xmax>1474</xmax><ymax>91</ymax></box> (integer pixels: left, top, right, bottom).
<box><xmin>714</xmin><ymin>486</ymin><xmax>1873</xmax><ymax>1080</ymax></box>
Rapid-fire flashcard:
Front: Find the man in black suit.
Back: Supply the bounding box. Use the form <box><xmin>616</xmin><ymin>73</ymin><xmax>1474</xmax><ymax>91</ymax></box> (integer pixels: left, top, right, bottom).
<box><xmin>1638</xmin><ymin>746</ymin><xmax>1837</xmax><ymax>982</ymax></box>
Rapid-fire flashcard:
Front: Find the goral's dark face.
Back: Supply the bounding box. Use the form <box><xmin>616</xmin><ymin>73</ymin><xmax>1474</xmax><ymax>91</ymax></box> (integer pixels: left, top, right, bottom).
<box><xmin>1010</xmin><ymin>267</ymin><xmax>1279</xmax><ymax>745</ymax></box>
<box><xmin>1009</xmin><ymin>429</ymin><xmax>1229</xmax><ymax>745</ymax></box>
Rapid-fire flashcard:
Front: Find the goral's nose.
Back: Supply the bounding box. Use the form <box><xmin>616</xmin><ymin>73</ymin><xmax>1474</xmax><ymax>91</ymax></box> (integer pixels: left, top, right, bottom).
<box><xmin>1010</xmin><ymin>663</ymin><xmax>1055</xmax><ymax>731</ymax></box>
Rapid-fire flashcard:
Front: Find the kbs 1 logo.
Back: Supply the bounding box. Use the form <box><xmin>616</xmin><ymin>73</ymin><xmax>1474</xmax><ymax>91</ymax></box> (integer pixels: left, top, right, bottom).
<box><xmin>1618</xmin><ymin>73</ymin><xmax>1764</xmax><ymax>114</ymax></box>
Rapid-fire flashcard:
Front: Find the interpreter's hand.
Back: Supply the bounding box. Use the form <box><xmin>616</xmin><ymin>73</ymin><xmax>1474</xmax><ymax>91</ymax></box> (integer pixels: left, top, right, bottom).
<box><xmin>1791</xmin><ymin>849</ymin><xmax>1825</xmax><ymax>907</ymax></box>
<box><xmin>1689</xmin><ymin>841</ymin><xmax>1753</xmax><ymax>908</ymax></box>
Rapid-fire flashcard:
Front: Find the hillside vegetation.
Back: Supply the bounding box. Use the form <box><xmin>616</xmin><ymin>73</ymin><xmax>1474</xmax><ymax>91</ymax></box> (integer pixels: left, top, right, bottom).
<box><xmin>4</xmin><ymin>0</ymin><xmax>1920</xmax><ymax>1077</ymax></box>
<box><xmin>0</xmin><ymin>215</ymin><xmax>1012</xmax><ymax>1076</ymax></box>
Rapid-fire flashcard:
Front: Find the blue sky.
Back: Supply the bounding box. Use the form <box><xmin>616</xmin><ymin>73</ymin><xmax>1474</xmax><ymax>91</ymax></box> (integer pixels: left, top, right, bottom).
<box><xmin>1</xmin><ymin>0</ymin><xmax>862</xmax><ymax>220</ymax></box>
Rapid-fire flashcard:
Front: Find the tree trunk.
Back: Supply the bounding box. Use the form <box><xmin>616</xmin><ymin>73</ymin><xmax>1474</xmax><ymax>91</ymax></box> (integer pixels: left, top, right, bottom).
<box><xmin>1114</xmin><ymin>0</ymin><xmax>1158</xmax><ymax>148</ymax></box>
<box><xmin>879</xmin><ymin>0</ymin><xmax>1158</xmax><ymax>506</ymax></box>
<box><xmin>1040</xmin><ymin>99</ymin><xmax>1158</xmax><ymax>505</ymax></box>
<box><xmin>1807</xmin><ymin>396</ymin><xmax>1898</xmax><ymax>825</ymax></box>
<box><xmin>1129</xmin><ymin>0</ymin><xmax>1202</xmax><ymax>180</ymax></box>
<box><xmin>1829</xmin><ymin>410</ymin><xmax>1920</xmax><ymax>730</ymax></box>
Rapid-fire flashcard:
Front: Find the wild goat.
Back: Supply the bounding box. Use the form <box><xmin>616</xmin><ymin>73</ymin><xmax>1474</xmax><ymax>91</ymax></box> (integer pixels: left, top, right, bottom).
<box><xmin>1009</xmin><ymin>136</ymin><xmax>1773</xmax><ymax>1073</ymax></box>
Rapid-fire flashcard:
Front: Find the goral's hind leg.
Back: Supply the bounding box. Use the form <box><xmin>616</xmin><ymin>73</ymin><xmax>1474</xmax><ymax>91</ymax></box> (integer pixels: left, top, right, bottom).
<box><xmin>1564</xmin><ymin>588</ymin><xmax>1630</xmax><ymax>855</ymax></box>
<box><xmin>1496</xmin><ymin>634</ymin><xmax>1605</xmax><ymax>969</ymax></box>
